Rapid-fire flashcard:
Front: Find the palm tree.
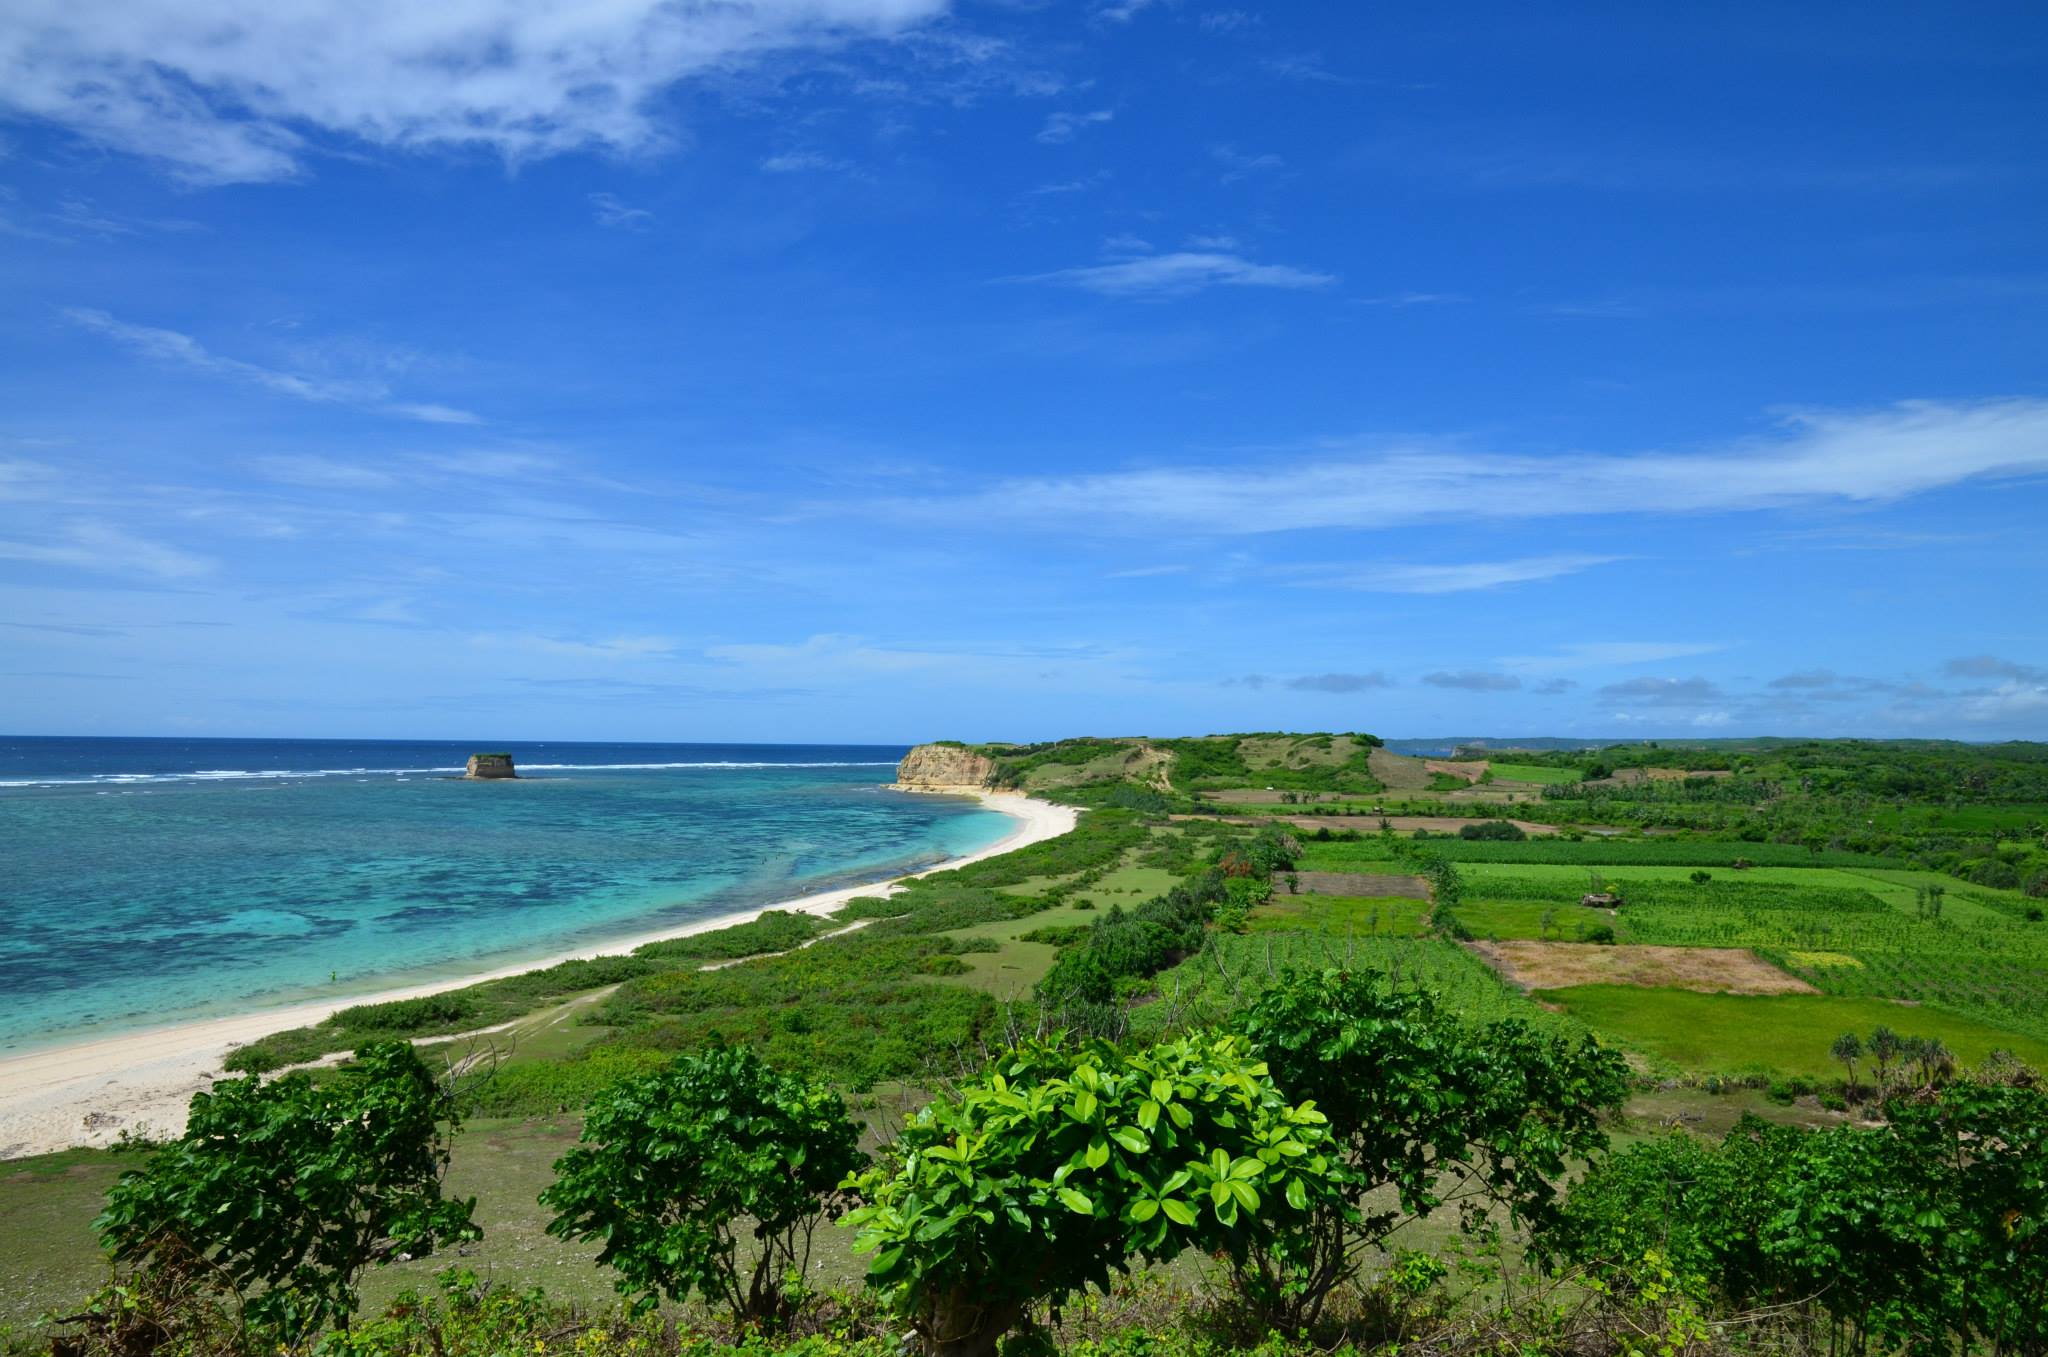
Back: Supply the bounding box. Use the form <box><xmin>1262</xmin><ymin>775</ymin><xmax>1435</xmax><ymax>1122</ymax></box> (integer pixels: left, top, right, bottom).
<box><xmin>1829</xmin><ymin>1032</ymin><xmax>1863</xmax><ymax>1098</ymax></box>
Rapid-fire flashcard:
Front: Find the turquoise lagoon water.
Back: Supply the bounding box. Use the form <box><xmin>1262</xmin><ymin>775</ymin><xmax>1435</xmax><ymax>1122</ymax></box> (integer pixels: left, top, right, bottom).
<box><xmin>0</xmin><ymin>738</ymin><xmax>1012</xmax><ymax>1053</ymax></box>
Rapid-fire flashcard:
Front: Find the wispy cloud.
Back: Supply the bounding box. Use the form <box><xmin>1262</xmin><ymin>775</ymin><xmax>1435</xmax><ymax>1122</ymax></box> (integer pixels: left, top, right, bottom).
<box><xmin>1026</xmin><ymin>171</ymin><xmax>1112</xmax><ymax>197</ymax></box>
<box><xmin>760</xmin><ymin>151</ymin><xmax>855</xmax><ymax>174</ymax></box>
<box><xmin>65</xmin><ymin>309</ymin><xmax>483</xmax><ymax>424</ymax></box>
<box><xmin>1213</xmin><ymin>144</ymin><xmax>1283</xmax><ymax>183</ymax></box>
<box><xmin>1501</xmin><ymin>641</ymin><xmax>1730</xmax><ymax>673</ymax></box>
<box><xmin>1356</xmin><ymin>291</ymin><xmax>1466</xmax><ymax>308</ymax></box>
<box><xmin>1314</xmin><ymin>554</ymin><xmax>1619</xmax><ymax>594</ymax></box>
<box><xmin>1259</xmin><ymin>52</ymin><xmax>1347</xmax><ymax>84</ymax></box>
<box><xmin>895</xmin><ymin>398</ymin><xmax>2048</xmax><ymax>532</ymax></box>
<box><xmin>1945</xmin><ymin>654</ymin><xmax>2047</xmax><ymax>684</ymax></box>
<box><xmin>0</xmin><ymin>0</ymin><xmax>952</xmax><ymax>184</ymax></box>
<box><xmin>589</xmin><ymin>192</ymin><xmax>652</xmax><ymax>229</ymax></box>
<box><xmin>1422</xmin><ymin>670</ymin><xmax>1521</xmax><ymax>692</ymax></box>
<box><xmin>1037</xmin><ymin>109</ymin><xmax>1114</xmax><ymax>144</ymax></box>
<box><xmin>1599</xmin><ymin>675</ymin><xmax>1725</xmax><ymax>707</ymax></box>
<box><xmin>1095</xmin><ymin>0</ymin><xmax>1163</xmax><ymax>23</ymax></box>
<box><xmin>0</xmin><ymin>521</ymin><xmax>214</xmax><ymax>579</ymax></box>
<box><xmin>1288</xmin><ymin>672</ymin><xmax>1392</xmax><ymax>693</ymax></box>
<box><xmin>1015</xmin><ymin>246</ymin><xmax>1336</xmax><ymax>298</ymax></box>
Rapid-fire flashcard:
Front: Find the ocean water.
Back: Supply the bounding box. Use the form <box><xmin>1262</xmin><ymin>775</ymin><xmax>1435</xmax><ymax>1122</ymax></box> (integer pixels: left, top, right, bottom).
<box><xmin>0</xmin><ymin>737</ymin><xmax>1011</xmax><ymax>1053</ymax></box>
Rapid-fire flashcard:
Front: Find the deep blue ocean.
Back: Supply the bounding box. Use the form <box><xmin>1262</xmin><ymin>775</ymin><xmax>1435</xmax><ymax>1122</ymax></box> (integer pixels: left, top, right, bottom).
<box><xmin>0</xmin><ymin>737</ymin><xmax>1011</xmax><ymax>1053</ymax></box>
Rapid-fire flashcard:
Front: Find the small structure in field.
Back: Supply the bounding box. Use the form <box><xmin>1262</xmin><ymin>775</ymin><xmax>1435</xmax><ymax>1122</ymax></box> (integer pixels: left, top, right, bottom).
<box><xmin>465</xmin><ymin>752</ymin><xmax>517</xmax><ymax>779</ymax></box>
<box><xmin>1580</xmin><ymin>892</ymin><xmax>1621</xmax><ymax>909</ymax></box>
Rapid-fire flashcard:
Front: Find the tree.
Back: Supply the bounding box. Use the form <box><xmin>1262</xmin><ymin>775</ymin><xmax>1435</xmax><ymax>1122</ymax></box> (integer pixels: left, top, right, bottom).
<box><xmin>94</xmin><ymin>1042</ymin><xmax>474</xmax><ymax>1340</ymax></box>
<box><xmin>541</xmin><ymin>1045</ymin><xmax>865</xmax><ymax>1332</ymax></box>
<box><xmin>843</xmin><ymin>1032</ymin><xmax>1338</xmax><ymax>1357</ymax></box>
<box><xmin>1829</xmin><ymin>1032</ymin><xmax>1863</xmax><ymax>1097</ymax></box>
<box><xmin>1868</xmin><ymin>1025</ymin><xmax>1901</xmax><ymax>1096</ymax></box>
<box><xmin>1231</xmin><ymin>969</ymin><xmax>1630</xmax><ymax>1328</ymax></box>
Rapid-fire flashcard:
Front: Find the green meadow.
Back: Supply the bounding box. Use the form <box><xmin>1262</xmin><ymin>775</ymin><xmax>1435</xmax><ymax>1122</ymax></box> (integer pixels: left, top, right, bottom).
<box><xmin>1541</xmin><ymin>986</ymin><xmax>2048</xmax><ymax>1079</ymax></box>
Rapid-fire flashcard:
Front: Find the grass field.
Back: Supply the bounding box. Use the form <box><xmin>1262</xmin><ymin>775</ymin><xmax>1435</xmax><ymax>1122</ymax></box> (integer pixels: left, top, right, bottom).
<box><xmin>1540</xmin><ymin>986</ymin><xmax>2048</xmax><ymax>1078</ymax></box>
<box><xmin>1456</xmin><ymin>899</ymin><xmax>1624</xmax><ymax>942</ymax></box>
<box><xmin>1138</xmin><ymin>933</ymin><xmax>1579</xmax><ymax>1040</ymax></box>
<box><xmin>1486</xmin><ymin>762</ymin><xmax>1583</xmax><ymax>785</ymax></box>
<box><xmin>1248</xmin><ymin>894</ymin><xmax>1432</xmax><ymax>937</ymax></box>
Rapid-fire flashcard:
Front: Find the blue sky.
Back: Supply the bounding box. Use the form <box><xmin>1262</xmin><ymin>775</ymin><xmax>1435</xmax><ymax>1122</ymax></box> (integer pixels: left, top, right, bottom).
<box><xmin>2</xmin><ymin>1</ymin><xmax>2045</xmax><ymax>744</ymax></box>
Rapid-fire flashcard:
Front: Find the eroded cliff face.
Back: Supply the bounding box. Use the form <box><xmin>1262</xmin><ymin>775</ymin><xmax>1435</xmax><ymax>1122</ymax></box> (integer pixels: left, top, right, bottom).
<box><xmin>893</xmin><ymin>743</ymin><xmax>998</xmax><ymax>791</ymax></box>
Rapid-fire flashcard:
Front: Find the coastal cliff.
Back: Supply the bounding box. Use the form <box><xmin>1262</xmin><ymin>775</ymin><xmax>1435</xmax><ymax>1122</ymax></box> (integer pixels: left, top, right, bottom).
<box><xmin>464</xmin><ymin>752</ymin><xmax>517</xmax><ymax>779</ymax></box>
<box><xmin>892</xmin><ymin>742</ymin><xmax>998</xmax><ymax>792</ymax></box>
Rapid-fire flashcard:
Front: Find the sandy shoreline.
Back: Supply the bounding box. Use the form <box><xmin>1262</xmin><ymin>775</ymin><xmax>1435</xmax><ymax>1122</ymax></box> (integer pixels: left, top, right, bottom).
<box><xmin>0</xmin><ymin>790</ymin><xmax>1076</xmax><ymax>1160</ymax></box>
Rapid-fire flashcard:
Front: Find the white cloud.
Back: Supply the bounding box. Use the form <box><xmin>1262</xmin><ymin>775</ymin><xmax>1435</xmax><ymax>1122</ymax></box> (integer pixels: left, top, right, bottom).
<box><xmin>64</xmin><ymin>309</ymin><xmax>482</xmax><ymax>424</ymax></box>
<box><xmin>1037</xmin><ymin>109</ymin><xmax>1114</xmax><ymax>144</ymax></box>
<box><xmin>1317</xmin><ymin>553</ymin><xmax>1619</xmax><ymax>594</ymax></box>
<box><xmin>478</xmin><ymin>633</ymin><xmax>682</xmax><ymax>662</ymax></box>
<box><xmin>0</xmin><ymin>0</ymin><xmax>950</xmax><ymax>184</ymax></box>
<box><xmin>1945</xmin><ymin>654</ymin><xmax>2047</xmax><ymax>684</ymax></box>
<box><xmin>0</xmin><ymin>521</ymin><xmax>214</xmax><ymax>579</ymax></box>
<box><xmin>386</xmin><ymin>403</ymin><xmax>486</xmax><ymax>425</ymax></box>
<box><xmin>1018</xmin><ymin>249</ymin><xmax>1336</xmax><ymax>298</ymax></box>
<box><xmin>760</xmin><ymin>151</ymin><xmax>854</xmax><ymax>173</ymax></box>
<box><xmin>910</xmin><ymin>398</ymin><xmax>2048</xmax><ymax>531</ymax></box>
<box><xmin>1502</xmin><ymin>641</ymin><xmax>1730</xmax><ymax>672</ymax></box>
<box><xmin>1096</xmin><ymin>0</ymin><xmax>1163</xmax><ymax>22</ymax></box>
<box><xmin>1356</xmin><ymin>291</ymin><xmax>1466</xmax><ymax>307</ymax></box>
<box><xmin>1212</xmin><ymin>144</ymin><xmax>1282</xmax><ymax>183</ymax></box>
<box><xmin>1422</xmin><ymin>670</ymin><xmax>1521</xmax><ymax>692</ymax></box>
<box><xmin>1288</xmin><ymin>671</ymin><xmax>1391</xmax><ymax>693</ymax></box>
<box><xmin>252</xmin><ymin>455</ymin><xmax>402</xmax><ymax>490</ymax></box>
<box><xmin>1598</xmin><ymin>676</ymin><xmax>1724</xmax><ymax>707</ymax></box>
<box><xmin>589</xmin><ymin>192</ymin><xmax>653</xmax><ymax>229</ymax></box>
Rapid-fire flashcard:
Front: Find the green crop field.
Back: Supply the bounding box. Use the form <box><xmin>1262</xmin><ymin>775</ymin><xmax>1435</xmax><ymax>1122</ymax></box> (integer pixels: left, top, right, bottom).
<box><xmin>1540</xmin><ymin>987</ymin><xmax>2048</xmax><ymax>1078</ymax></box>
<box><xmin>1248</xmin><ymin>893</ymin><xmax>1433</xmax><ymax>937</ymax></box>
<box><xmin>1448</xmin><ymin>863</ymin><xmax>2048</xmax><ymax>1046</ymax></box>
<box><xmin>1456</xmin><ymin>899</ymin><xmax>1626</xmax><ymax>942</ymax></box>
<box><xmin>1486</xmin><ymin>762</ymin><xmax>1583</xmax><ymax>785</ymax></box>
<box><xmin>1136</xmin><ymin>933</ymin><xmax>1580</xmax><ymax>1042</ymax></box>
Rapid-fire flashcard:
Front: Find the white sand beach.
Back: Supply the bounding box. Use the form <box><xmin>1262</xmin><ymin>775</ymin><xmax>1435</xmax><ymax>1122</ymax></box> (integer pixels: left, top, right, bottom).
<box><xmin>0</xmin><ymin>791</ymin><xmax>1076</xmax><ymax>1160</ymax></box>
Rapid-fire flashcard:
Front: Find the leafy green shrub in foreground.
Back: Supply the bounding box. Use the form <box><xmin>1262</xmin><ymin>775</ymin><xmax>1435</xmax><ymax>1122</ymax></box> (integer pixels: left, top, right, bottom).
<box><xmin>1232</xmin><ymin>969</ymin><xmax>1629</xmax><ymax>1328</ymax></box>
<box><xmin>94</xmin><ymin>1042</ymin><xmax>475</xmax><ymax>1340</ymax></box>
<box><xmin>843</xmin><ymin>1031</ymin><xmax>1338</xmax><ymax>1357</ymax></box>
<box><xmin>541</xmin><ymin>1046</ymin><xmax>867</xmax><ymax>1332</ymax></box>
<box><xmin>1542</xmin><ymin>1082</ymin><xmax>2048</xmax><ymax>1356</ymax></box>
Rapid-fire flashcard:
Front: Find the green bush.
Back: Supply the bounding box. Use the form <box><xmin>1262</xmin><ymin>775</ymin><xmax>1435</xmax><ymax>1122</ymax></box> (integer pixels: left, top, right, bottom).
<box><xmin>1233</xmin><ymin>969</ymin><xmax>1629</xmax><ymax>1327</ymax></box>
<box><xmin>1540</xmin><ymin>1084</ymin><xmax>2048</xmax><ymax>1355</ymax></box>
<box><xmin>843</xmin><ymin>1031</ymin><xmax>1338</xmax><ymax>1357</ymax></box>
<box><xmin>95</xmin><ymin>1043</ymin><xmax>476</xmax><ymax>1340</ymax></box>
<box><xmin>541</xmin><ymin>1046</ymin><xmax>866</xmax><ymax>1331</ymax></box>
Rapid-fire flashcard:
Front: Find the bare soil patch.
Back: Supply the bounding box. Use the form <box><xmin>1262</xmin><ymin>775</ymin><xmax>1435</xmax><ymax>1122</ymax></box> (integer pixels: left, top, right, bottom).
<box><xmin>1425</xmin><ymin>759</ymin><xmax>1489</xmax><ymax>784</ymax></box>
<box><xmin>1469</xmin><ymin>940</ymin><xmax>1818</xmax><ymax>995</ymax></box>
<box><xmin>1284</xmin><ymin>871</ymin><xmax>1432</xmax><ymax>899</ymax></box>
